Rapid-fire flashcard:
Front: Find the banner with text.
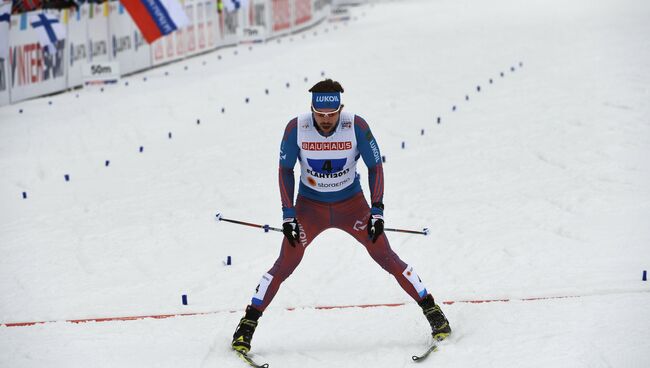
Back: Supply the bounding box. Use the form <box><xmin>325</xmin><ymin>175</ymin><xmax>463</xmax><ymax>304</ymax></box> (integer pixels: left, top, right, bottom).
<box><xmin>65</xmin><ymin>5</ymin><xmax>89</xmax><ymax>88</ymax></box>
<box><xmin>2</xmin><ymin>0</ymin><xmax>332</xmax><ymax>104</ymax></box>
<box><xmin>0</xmin><ymin>2</ymin><xmax>10</xmax><ymax>106</ymax></box>
<box><xmin>269</xmin><ymin>0</ymin><xmax>291</xmax><ymax>38</ymax></box>
<box><xmin>108</xmin><ymin>1</ymin><xmax>151</xmax><ymax>75</ymax></box>
<box><xmin>9</xmin><ymin>11</ymin><xmax>67</xmax><ymax>103</ymax></box>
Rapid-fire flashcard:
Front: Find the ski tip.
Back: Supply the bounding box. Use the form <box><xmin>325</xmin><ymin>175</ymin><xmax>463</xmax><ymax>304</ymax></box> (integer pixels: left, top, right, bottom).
<box><xmin>412</xmin><ymin>343</ymin><xmax>438</xmax><ymax>362</ymax></box>
<box><xmin>234</xmin><ymin>350</ymin><xmax>269</xmax><ymax>368</ymax></box>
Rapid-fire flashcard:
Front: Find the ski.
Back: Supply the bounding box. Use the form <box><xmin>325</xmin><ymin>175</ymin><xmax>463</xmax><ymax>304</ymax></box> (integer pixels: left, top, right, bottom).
<box><xmin>234</xmin><ymin>351</ymin><xmax>269</xmax><ymax>368</ymax></box>
<box><xmin>411</xmin><ymin>342</ymin><xmax>438</xmax><ymax>362</ymax></box>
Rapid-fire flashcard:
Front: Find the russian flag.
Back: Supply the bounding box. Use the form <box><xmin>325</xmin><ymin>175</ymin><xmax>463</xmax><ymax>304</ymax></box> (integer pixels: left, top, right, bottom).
<box><xmin>120</xmin><ymin>0</ymin><xmax>189</xmax><ymax>44</ymax></box>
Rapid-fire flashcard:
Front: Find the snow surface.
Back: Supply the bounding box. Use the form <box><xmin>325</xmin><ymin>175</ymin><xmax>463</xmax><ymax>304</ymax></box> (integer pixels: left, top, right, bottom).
<box><xmin>2</xmin><ymin>0</ymin><xmax>650</xmax><ymax>366</ymax></box>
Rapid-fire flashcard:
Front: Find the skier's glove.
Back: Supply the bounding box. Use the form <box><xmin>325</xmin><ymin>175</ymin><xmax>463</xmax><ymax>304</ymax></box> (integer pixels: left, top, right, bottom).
<box><xmin>368</xmin><ymin>202</ymin><xmax>385</xmax><ymax>243</ymax></box>
<box><xmin>368</xmin><ymin>214</ymin><xmax>384</xmax><ymax>243</ymax></box>
<box><xmin>282</xmin><ymin>217</ymin><xmax>300</xmax><ymax>247</ymax></box>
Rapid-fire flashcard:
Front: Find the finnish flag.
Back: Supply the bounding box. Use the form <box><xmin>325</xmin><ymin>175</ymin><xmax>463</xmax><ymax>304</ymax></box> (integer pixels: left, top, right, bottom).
<box><xmin>30</xmin><ymin>12</ymin><xmax>66</xmax><ymax>51</ymax></box>
<box><xmin>223</xmin><ymin>0</ymin><xmax>248</xmax><ymax>12</ymax></box>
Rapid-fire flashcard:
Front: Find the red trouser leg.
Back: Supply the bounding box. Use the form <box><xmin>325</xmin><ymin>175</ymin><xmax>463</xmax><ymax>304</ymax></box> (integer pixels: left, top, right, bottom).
<box><xmin>332</xmin><ymin>193</ymin><xmax>428</xmax><ymax>302</ymax></box>
<box><xmin>250</xmin><ymin>196</ymin><xmax>329</xmax><ymax>311</ymax></box>
<box><xmin>250</xmin><ymin>193</ymin><xmax>428</xmax><ymax>312</ymax></box>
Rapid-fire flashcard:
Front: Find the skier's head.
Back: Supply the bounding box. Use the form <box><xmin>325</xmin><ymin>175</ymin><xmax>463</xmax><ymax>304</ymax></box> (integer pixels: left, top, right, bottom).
<box><xmin>309</xmin><ymin>79</ymin><xmax>344</xmax><ymax>133</ymax></box>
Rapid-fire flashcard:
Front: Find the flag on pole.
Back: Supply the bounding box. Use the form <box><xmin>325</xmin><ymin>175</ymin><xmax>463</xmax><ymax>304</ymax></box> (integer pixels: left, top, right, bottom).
<box><xmin>223</xmin><ymin>0</ymin><xmax>248</xmax><ymax>12</ymax></box>
<box><xmin>30</xmin><ymin>12</ymin><xmax>66</xmax><ymax>51</ymax></box>
<box><xmin>120</xmin><ymin>0</ymin><xmax>189</xmax><ymax>44</ymax></box>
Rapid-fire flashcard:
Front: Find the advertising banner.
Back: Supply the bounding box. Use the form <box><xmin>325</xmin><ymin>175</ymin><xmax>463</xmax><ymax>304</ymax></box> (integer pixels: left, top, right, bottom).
<box><xmin>293</xmin><ymin>0</ymin><xmax>312</xmax><ymax>28</ymax></box>
<box><xmin>270</xmin><ymin>0</ymin><xmax>291</xmax><ymax>37</ymax></box>
<box><xmin>192</xmin><ymin>0</ymin><xmax>211</xmax><ymax>53</ymax></box>
<box><xmin>87</xmin><ymin>2</ymin><xmax>110</xmax><ymax>63</ymax></box>
<box><xmin>312</xmin><ymin>0</ymin><xmax>332</xmax><ymax>24</ymax></box>
<box><xmin>65</xmin><ymin>5</ymin><xmax>89</xmax><ymax>88</ymax></box>
<box><xmin>9</xmin><ymin>11</ymin><xmax>67</xmax><ymax>103</ymax></box>
<box><xmin>195</xmin><ymin>1</ymin><xmax>206</xmax><ymax>51</ymax></box>
<box><xmin>218</xmin><ymin>7</ymin><xmax>240</xmax><ymax>46</ymax></box>
<box><xmin>184</xmin><ymin>0</ymin><xmax>197</xmax><ymax>55</ymax></box>
<box><xmin>204</xmin><ymin>0</ymin><xmax>218</xmax><ymax>49</ymax></box>
<box><xmin>1</xmin><ymin>0</ymin><xmax>337</xmax><ymax>106</ymax></box>
<box><xmin>0</xmin><ymin>2</ymin><xmax>10</xmax><ymax>106</ymax></box>
<box><xmin>108</xmin><ymin>1</ymin><xmax>150</xmax><ymax>75</ymax></box>
<box><xmin>151</xmin><ymin>26</ymin><xmax>185</xmax><ymax>65</ymax></box>
<box><xmin>240</xmin><ymin>0</ymin><xmax>267</xmax><ymax>43</ymax></box>
<box><xmin>151</xmin><ymin>0</ymin><xmax>192</xmax><ymax>66</ymax></box>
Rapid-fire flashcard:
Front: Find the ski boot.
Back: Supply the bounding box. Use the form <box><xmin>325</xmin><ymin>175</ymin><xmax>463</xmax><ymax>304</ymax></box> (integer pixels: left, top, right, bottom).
<box><xmin>232</xmin><ymin>305</ymin><xmax>263</xmax><ymax>354</ymax></box>
<box><xmin>418</xmin><ymin>294</ymin><xmax>451</xmax><ymax>341</ymax></box>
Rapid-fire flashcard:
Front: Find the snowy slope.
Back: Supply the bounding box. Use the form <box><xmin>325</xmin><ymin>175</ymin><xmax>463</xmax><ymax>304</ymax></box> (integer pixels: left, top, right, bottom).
<box><xmin>1</xmin><ymin>0</ymin><xmax>650</xmax><ymax>367</ymax></box>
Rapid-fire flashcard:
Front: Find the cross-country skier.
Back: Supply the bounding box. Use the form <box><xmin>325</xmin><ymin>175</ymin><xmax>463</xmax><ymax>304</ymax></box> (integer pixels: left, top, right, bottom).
<box><xmin>231</xmin><ymin>79</ymin><xmax>451</xmax><ymax>354</ymax></box>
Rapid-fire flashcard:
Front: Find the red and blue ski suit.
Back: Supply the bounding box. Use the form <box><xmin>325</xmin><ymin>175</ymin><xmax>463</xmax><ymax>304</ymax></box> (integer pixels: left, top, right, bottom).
<box><xmin>249</xmin><ymin>112</ymin><xmax>429</xmax><ymax>311</ymax></box>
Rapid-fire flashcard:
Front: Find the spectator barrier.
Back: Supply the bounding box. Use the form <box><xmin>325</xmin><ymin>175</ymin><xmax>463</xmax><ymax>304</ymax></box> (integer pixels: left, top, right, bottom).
<box><xmin>0</xmin><ymin>0</ymin><xmax>333</xmax><ymax>106</ymax></box>
<box><xmin>0</xmin><ymin>2</ymin><xmax>9</xmax><ymax>105</ymax></box>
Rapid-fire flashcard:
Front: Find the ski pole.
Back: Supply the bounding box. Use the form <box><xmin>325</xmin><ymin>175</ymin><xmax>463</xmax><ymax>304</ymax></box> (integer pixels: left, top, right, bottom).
<box><xmin>215</xmin><ymin>213</ymin><xmax>282</xmax><ymax>233</ymax></box>
<box><xmin>384</xmin><ymin>227</ymin><xmax>430</xmax><ymax>236</ymax></box>
<box><xmin>216</xmin><ymin>213</ymin><xmax>429</xmax><ymax>236</ymax></box>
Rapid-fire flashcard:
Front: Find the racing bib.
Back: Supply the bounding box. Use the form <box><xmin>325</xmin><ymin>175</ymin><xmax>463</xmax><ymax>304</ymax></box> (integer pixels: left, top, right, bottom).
<box><xmin>297</xmin><ymin>112</ymin><xmax>359</xmax><ymax>192</ymax></box>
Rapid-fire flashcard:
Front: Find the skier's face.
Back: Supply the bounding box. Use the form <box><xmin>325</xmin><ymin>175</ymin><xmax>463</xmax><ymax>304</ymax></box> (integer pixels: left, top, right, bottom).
<box><xmin>312</xmin><ymin>105</ymin><xmax>342</xmax><ymax>134</ymax></box>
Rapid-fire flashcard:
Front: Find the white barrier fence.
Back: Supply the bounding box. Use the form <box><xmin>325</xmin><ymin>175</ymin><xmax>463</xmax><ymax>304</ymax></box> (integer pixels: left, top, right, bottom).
<box><xmin>0</xmin><ymin>0</ymin><xmax>333</xmax><ymax>106</ymax></box>
<box><xmin>0</xmin><ymin>5</ymin><xmax>10</xmax><ymax>106</ymax></box>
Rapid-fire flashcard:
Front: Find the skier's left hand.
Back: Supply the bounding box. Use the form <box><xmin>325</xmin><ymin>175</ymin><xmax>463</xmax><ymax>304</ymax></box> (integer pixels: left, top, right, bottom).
<box><xmin>368</xmin><ymin>213</ymin><xmax>384</xmax><ymax>243</ymax></box>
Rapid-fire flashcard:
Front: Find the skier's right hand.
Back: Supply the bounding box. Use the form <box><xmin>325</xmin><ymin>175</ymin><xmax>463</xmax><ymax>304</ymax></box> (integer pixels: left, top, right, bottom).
<box><xmin>282</xmin><ymin>217</ymin><xmax>300</xmax><ymax>247</ymax></box>
<box><xmin>368</xmin><ymin>214</ymin><xmax>384</xmax><ymax>243</ymax></box>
